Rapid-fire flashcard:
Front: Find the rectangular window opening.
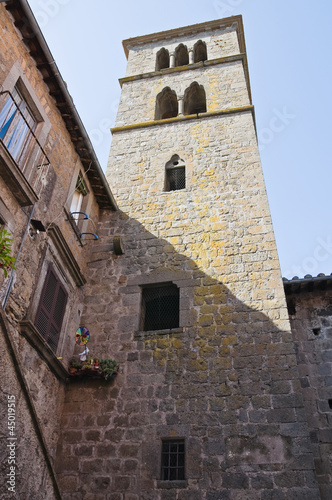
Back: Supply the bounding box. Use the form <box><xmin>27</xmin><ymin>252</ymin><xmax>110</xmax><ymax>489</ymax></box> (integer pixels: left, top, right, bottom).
<box><xmin>165</xmin><ymin>167</ymin><xmax>185</xmax><ymax>192</ymax></box>
<box><xmin>161</xmin><ymin>439</ymin><xmax>185</xmax><ymax>481</ymax></box>
<box><xmin>141</xmin><ymin>283</ymin><xmax>179</xmax><ymax>331</ymax></box>
<box><xmin>34</xmin><ymin>265</ymin><xmax>68</xmax><ymax>353</ymax></box>
<box><xmin>0</xmin><ymin>87</ymin><xmax>37</xmax><ymax>163</ymax></box>
<box><xmin>70</xmin><ymin>172</ymin><xmax>88</xmax><ymax>224</ymax></box>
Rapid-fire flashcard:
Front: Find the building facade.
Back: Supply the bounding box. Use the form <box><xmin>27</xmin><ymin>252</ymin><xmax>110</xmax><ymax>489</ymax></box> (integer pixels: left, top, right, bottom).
<box><xmin>0</xmin><ymin>2</ymin><xmax>331</xmax><ymax>499</ymax></box>
<box><xmin>0</xmin><ymin>1</ymin><xmax>116</xmax><ymax>499</ymax></box>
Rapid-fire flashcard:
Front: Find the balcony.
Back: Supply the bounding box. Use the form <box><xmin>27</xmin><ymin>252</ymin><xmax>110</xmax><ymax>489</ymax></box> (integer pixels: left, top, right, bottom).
<box><xmin>0</xmin><ymin>91</ymin><xmax>50</xmax><ymax>206</ymax></box>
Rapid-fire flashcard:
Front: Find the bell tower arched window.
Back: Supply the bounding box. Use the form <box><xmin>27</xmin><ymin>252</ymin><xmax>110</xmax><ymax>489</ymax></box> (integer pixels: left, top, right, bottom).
<box><xmin>183</xmin><ymin>82</ymin><xmax>206</xmax><ymax>115</ymax></box>
<box><xmin>174</xmin><ymin>44</ymin><xmax>189</xmax><ymax>67</ymax></box>
<box><xmin>194</xmin><ymin>40</ymin><xmax>207</xmax><ymax>63</ymax></box>
<box><xmin>155</xmin><ymin>87</ymin><xmax>178</xmax><ymax>120</ymax></box>
<box><xmin>156</xmin><ymin>48</ymin><xmax>170</xmax><ymax>71</ymax></box>
<box><xmin>165</xmin><ymin>154</ymin><xmax>185</xmax><ymax>192</ymax></box>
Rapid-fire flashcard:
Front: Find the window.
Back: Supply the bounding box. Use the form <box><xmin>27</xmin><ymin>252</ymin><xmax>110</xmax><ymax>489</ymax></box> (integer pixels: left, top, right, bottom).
<box><xmin>161</xmin><ymin>439</ymin><xmax>185</xmax><ymax>481</ymax></box>
<box><xmin>155</xmin><ymin>87</ymin><xmax>178</xmax><ymax>120</ymax></box>
<box><xmin>183</xmin><ymin>82</ymin><xmax>206</xmax><ymax>115</ymax></box>
<box><xmin>165</xmin><ymin>154</ymin><xmax>185</xmax><ymax>192</ymax></box>
<box><xmin>141</xmin><ymin>283</ymin><xmax>179</xmax><ymax>331</ymax></box>
<box><xmin>193</xmin><ymin>40</ymin><xmax>207</xmax><ymax>63</ymax></box>
<box><xmin>0</xmin><ymin>87</ymin><xmax>37</xmax><ymax>163</ymax></box>
<box><xmin>0</xmin><ymin>79</ymin><xmax>50</xmax><ymax>205</ymax></box>
<box><xmin>156</xmin><ymin>48</ymin><xmax>170</xmax><ymax>71</ymax></box>
<box><xmin>70</xmin><ymin>172</ymin><xmax>88</xmax><ymax>224</ymax></box>
<box><xmin>174</xmin><ymin>44</ymin><xmax>189</xmax><ymax>67</ymax></box>
<box><xmin>34</xmin><ymin>264</ymin><xmax>68</xmax><ymax>353</ymax></box>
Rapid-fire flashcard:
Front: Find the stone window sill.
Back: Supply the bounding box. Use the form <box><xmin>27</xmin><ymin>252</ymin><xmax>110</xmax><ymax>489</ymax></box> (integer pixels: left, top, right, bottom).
<box><xmin>134</xmin><ymin>327</ymin><xmax>184</xmax><ymax>340</ymax></box>
<box><xmin>157</xmin><ymin>480</ymin><xmax>187</xmax><ymax>489</ymax></box>
<box><xmin>19</xmin><ymin>320</ymin><xmax>69</xmax><ymax>381</ymax></box>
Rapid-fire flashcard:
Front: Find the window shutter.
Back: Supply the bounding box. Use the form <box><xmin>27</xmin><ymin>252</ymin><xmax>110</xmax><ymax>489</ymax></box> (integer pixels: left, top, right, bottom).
<box><xmin>35</xmin><ymin>265</ymin><xmax>68</xmax><ymax>352</ymax></box>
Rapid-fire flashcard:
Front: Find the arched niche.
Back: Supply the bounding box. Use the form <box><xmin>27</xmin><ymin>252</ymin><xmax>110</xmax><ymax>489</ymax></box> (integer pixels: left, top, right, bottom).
<box><xmin>194</xmin><ymin>40</ymin><xmax>207</xmax><ymax>63</ymax></box>
<box><xmin>174</xmin><ymin>43</ymin><xmax>189</xmax><ymax>67</ymax></box>
<box><xmin>156</xmin><ymin>48</ymin><xmax>170</xmax><ymax>71</ymax></box>
<box><xmin>155</xmin><ymin>87</ymin><xmax>178</xmax><ymax>120</ymax></box>
<box><xmin>183</xmin><ymin>82</ymin><xmax>207</xmax><ymax>115</ymax></box>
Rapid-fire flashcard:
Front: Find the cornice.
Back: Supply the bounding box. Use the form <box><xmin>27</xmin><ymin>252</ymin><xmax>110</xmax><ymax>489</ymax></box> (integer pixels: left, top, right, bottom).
<box><xmin>111</xmin><ymin>105</ymin><xmax>255</xmax><ymax>135</ymax></box>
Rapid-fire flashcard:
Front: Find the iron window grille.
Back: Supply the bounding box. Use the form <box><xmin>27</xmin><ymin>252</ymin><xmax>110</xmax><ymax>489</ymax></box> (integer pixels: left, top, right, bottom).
<box><xmin>161</xmin><ymin>439</ymin><xmax>185</xmax><ymax>481</ymax></box>
<box><xmin>34</xmin><ymin>265</ymin><xmax>68</xmax><ymax>353</ymax></box>
<box><xmin>165</xmin><ymin>166</ymin><xmax>185</xmax><ymax>192</ymax></box>
<box><xmin>141</xmin><ymin>283</ymin><xmax>179</xmax><ymax>331</ymax></box>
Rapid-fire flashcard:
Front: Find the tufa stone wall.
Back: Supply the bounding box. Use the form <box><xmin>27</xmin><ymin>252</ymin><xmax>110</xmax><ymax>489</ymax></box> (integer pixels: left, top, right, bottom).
<box><xmin>286</xmin><ymin>283</ymin><xmax>332</xmax><ymax>500</ymax></box>
<box><xmin>0</xmin><ymin>4</ymin><xmax>103</xmax><ymax>498</ymax></box>
<box><xmin>56</xmin><ymin>22</ymin><xmax>319</xmax><ymax>493</ymax></box>
<box><xmin>124</xmin><ymin>25</ymin><xmax>240</xmax><ymax>77</ymax></box>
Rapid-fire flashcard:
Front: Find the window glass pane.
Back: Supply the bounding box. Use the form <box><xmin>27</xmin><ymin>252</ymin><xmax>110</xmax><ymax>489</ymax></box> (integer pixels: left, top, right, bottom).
<box><xmin>0</xmin><ymin>88</ymin><xmax>36</xmax><ymax>162</ymax></box>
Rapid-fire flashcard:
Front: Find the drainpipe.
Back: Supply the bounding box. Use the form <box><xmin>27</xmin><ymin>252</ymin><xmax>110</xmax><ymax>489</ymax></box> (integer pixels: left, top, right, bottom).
<box><xmin>2</xmin><ymin>203</ymin><xmax>36</xmax><ymax>310</ymax></box>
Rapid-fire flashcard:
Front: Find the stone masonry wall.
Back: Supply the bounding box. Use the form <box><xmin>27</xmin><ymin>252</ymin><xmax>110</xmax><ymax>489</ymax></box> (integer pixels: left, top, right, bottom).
<box><xmin>117</xmin><ymin>61</ymin><xmax>249</xmax><ymax>127</ymax></box>
<box><xmin>287</xmin><ymin>286</ymin><xmax>332</xmax><ymax>500</ymax></box>
<box><xmin>56</xmin><ymin>106</ymin><xmax>320</xmax><ymax>498</ymax></box>
<box><xmin>0</xmin><ymin>5</ymin><xmax>102</xmax><ymax>497</ymax></box>
<box><xmin>125</xmin><ymin>25</ymin><xmax>239</xmax><ymax>77</ymax></box>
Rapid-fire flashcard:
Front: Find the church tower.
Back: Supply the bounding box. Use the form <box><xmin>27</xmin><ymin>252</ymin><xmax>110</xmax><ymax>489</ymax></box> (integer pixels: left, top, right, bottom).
<box><xmin>57</xmin><ymin>16</ymin><xmax>319</xmax><ymax>498</ymax></box>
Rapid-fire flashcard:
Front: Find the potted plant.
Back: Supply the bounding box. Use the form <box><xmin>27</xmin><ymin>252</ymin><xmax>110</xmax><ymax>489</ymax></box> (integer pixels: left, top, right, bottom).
<box><xmin>69</xmin><ymin>358</ymin><xmax>82</xmax><ymax>374</ymax></box>
<box><xmin>99</xmin><ymin>358</ymin><xmax>119</xmax><ymax>380</ymax></box>
<box><xmin>68</xmin><ymin>357</ymin><xmax>119</xmax><ymax>380</ymax></box>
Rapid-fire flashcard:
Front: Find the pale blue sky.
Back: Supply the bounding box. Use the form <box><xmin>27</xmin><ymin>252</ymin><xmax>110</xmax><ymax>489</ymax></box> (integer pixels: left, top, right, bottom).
<box><xmin>26</xmin><ymin>0</ymin><xmax>332</xmax><ymax>279</ymax></box>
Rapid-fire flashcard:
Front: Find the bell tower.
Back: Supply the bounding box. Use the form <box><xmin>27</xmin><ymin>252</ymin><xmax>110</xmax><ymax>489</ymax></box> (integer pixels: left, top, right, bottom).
<box><xmin>101</xmin><ymin>16</ymin><xmax>319</xmax><ymax>497</ymax></box>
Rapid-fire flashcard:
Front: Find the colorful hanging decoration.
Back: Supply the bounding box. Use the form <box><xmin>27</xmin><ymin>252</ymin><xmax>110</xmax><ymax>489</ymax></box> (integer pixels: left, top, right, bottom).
<box><xmin>75</xmin><ymin>326</ymin><xmax>90</xmax><ymax>346</ymax></box>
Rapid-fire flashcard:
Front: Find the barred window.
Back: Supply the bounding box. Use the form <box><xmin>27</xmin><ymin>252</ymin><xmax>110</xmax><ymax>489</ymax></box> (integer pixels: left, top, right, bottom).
<box><xmin>165</xmin><ymin>154</ymin><xmax>186</xmax><ymax>192</ymax></box>
<box><xmin>161</xmin><ymin>439</ymin><xmax>185</xmax><ymax>481</ymax></box>
<box><xmin>141</xmin><ymin>283</ymin><xmax>179</xmax><ymax>331</ymax></box>
<box><xmin>34</xmin><ymin>265</ymin><xmax>68</xmax><ymax>353</ymax></box>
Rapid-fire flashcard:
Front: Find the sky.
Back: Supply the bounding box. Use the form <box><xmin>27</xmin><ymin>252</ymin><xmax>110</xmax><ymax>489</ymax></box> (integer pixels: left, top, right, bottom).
<box><xmin>25</xmin><ymin>0</ymin><xmax>332</xmax><ymax>279</ymax></box>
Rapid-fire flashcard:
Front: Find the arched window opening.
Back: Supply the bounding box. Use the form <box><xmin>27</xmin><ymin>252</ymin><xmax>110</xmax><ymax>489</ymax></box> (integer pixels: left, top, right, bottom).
<box><xmin>165</xmin><ymin>154</ymin><xmax>186</xmax><ymax>192</ymax></box>
<box><xmin>156</xmin><ymin>48</ymin><xmax>170</xmax><ymax>71</ymax></box>
<box><xmin>155</xmin><ymin>87</ymin><xmax>178</xmax><ymax>120</ymax></box>
<box><xmin>194</xmin><ymin>40</ymin><xmax>207</xmax><ymax>63</ymax></box>
<box><xmin>175</xmin><ymin>44</ymin><xmax>189</xmax><ymax>67</ymax></box>
<box><xmin>183</xmin><ymin>82</ymin><xmax>206</xmax><ymax>116</ymax></box>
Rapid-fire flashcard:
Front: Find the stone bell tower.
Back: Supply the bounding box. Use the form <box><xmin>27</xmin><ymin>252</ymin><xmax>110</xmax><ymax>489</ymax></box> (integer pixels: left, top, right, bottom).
<box><xmin>78</xmin><ymin>15</ymin><xmax>319</xmax><ymax>497</ymax></box>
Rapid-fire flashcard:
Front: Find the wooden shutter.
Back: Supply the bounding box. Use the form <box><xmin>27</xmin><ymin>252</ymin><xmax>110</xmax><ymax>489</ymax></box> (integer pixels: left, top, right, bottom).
<box><xmin>34</xmin><ymin>265</ymin><xmax>68</xmax><ymax>353</ymax></box>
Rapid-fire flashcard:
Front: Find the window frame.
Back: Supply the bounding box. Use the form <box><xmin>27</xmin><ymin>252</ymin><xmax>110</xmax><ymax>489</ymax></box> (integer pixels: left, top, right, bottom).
<box><xmin>161</xmin><ymin>439</ymin><xmax>186</xmax><ymax>481</ymax></box>
<box><xmin>69</xmin><ymin>172</ymin><xmax>88</xmax><ymax>225</ymax></box>
<box><xmin>140</xmin><ymin>282</ymin><xmax>180</xmax><ymax>332</ymax></box>
<box><xmin>0</xmin><ymin>65</ymin><xmax>51</xmax><ymax>205</ymax></box>
<box><xmin>34</xmin><ymin>263</ymin><xmax>68</xmax><ymax>354</ymax></box>
<box><xmin>164</xmin><ymin>154</ymin><xmax>186</xmax><ymax>192</ymax></box>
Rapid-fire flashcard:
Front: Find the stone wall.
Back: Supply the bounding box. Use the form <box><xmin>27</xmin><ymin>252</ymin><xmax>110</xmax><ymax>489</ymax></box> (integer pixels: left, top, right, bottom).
<box><xmin>286</xmin><ymin>282</ymin><xmax>332</xmax><ymax>500</ymax></box>
<box><xmin>116</xmin><ymin>61</ymin><xmax>249</xmax><ymax>127</ymax></box>
<box><xmin>56</xmin><ymin>80</ymin><xmax>319</xmax><ymax>499</ymax></box>
<box><xmin>0</xmin><ymin>4</ymin><xmax>103</xmax><ymax>498</ymax></box>
<box><xmin>125</xmin><ymin>25</ymin><xmax>239</xmax><ymax>77</ymax></box>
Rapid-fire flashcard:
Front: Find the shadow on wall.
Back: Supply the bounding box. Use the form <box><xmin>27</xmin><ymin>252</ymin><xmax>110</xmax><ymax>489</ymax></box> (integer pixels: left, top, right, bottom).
<box><xmin>55</xmin><ymin>209</ymin><xmax>320</xmax><ymax>498</ymax></box>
